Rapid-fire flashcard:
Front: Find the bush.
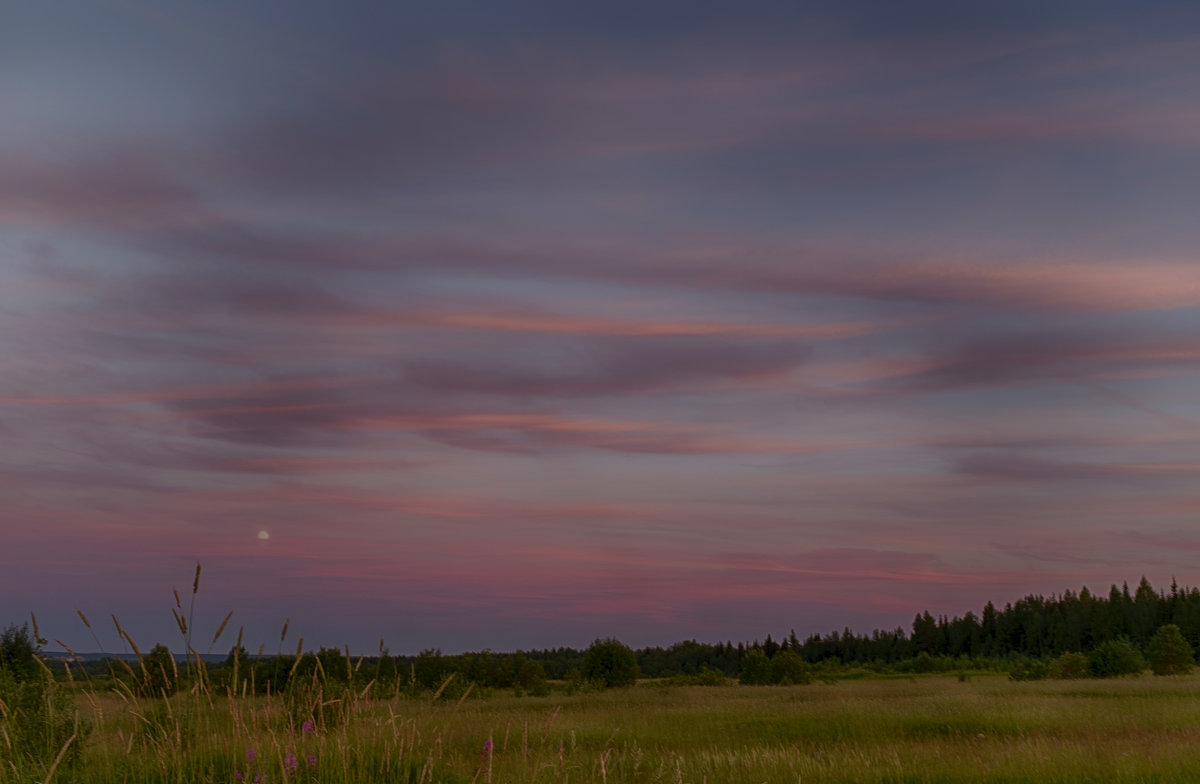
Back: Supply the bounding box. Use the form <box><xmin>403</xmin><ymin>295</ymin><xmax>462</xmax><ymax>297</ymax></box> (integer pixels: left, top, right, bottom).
<box><xmin>910</xmin><ymin>652</ymin><xmax>937</xmax><ymax>674</ymax></box>
<box><xmin>693</xmin><ymin>666</ymin><xmax>728</xmax><ymax>685</ymax></box>
<box><xmin>412</xmin><ymin>649</ymin><xmax>452</xmax><ymax>691</ymax></box>
<box><xmin>891</xmin><ymin>653</ymin><xmax>964</xmax><ymax>674</ymax></box>
<box><xmin>512</xmin><ymin>655</ymin><xmax>549</xmax><ymax>696</ymax></box>
<box><xmin>0</xmin><ymin>623</ymin><xmax>39</xmax><ymax>682</ymax></box>
<box><xmin>1048</xmin><ymin>652</ymin><xmax>1090</xmax><ymax>679</ymax></box>
<box><xmin>1088</xmin><ymin>638</ymin><xmax>1146</xmax><ymax>678</ymax></box>
<box><xmin>739</xmin><ymin>649</ymin><xmax>773</xmax><ymax>685</ymax></box>
<box><xmin>1008</xmin><ymin>657</ymin><xmax>1049</xmax><ymax>681</ymax></box>
<box><xmin>139</xmin><ymin>643</ymin><xmax>178</xmax><ymax>697</ymax></box>
<box><xmin>562</xmin><ymin>668</ymin><xmax>584</xmax><ymax>694</ymax></box>
<box><xmin>1147</xmin><ymin>624</ymin><xmax>1194</xmax><ymax>676</ymax></box>
<box><xmin>583</xmin><ymin>638</ymin><xmax>639</xmax><ymax>687</ymax></box>
<box><xmin>667</xmin><ymin>666</ymin><xmax>728</xmax><ymax>686</ymax></box>
<box><xmin>771</xmin><ymin>650</ymin><xmax>811</xmax><ymax>685</ymax></box>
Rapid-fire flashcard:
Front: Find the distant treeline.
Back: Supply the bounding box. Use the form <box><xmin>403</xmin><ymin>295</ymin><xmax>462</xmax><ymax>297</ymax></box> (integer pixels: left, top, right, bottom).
<box><xmin>9</xmin><ymin>577</ymin><xmax>1200</xmax><ymax>694</ymax></box>
<box><xmin>798</xmin><ymin>576</ymin><xmax>1200</xmax><ymax>665</ymax></box>
<box><xmin>515</xmin><ymin>576</ymin><xmax>1200</xmax><ymax>677</ymax></box>
<box><xmin>236</xmin><ymin>576</ymin><xmax>1200</xmax><ymax>689</ymax></box>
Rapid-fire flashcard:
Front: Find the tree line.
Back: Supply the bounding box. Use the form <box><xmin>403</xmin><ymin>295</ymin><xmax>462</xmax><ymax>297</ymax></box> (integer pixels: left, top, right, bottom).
<box><xmin>797</xmin><ymin>576</ymin><xmax>1200</xmax><ymax>665</ymax></box>
<box><xmin>6</xmin><ymin>577</ymin><xmax>1200</xmax><ymax>695</ymax></box>
<box><xmin>212</xmin><ymin>575</ymin><xmax>1200</xmax><ymax>686</ymax></box>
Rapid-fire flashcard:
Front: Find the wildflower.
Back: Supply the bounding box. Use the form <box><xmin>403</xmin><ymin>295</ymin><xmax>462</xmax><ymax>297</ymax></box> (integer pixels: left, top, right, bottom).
<box><xmin>306</xmin><ymin>754</ymin><xmax>317</xmax><ymax>769</ymax></box>
<box><xmin>245</xmin><ymin>749</ymin><xmax>257</xmax><ymax>763</ymax></box>
<box><xmin>301</xmin><ymin>719</ymin><xmax>316</xmax><ymax>735</ymax></box>
<box><xmin>253</xmin><ymin>775</ymin><xmax>264</xmax><ymax>784</ymax></box>
<box><xmin>234</xmin><ymin>770</ymin><xmax>243</xmax><ymax>782</ymax></box>
<box><xmin>284</xmin><ymin>754</ymin><xmax>299</xmax><ymax>773</ymax></box>
<box><xmin>482</xmin><ymin>739</ymin><xmax>493</xmax><ymax>757</ymax></box>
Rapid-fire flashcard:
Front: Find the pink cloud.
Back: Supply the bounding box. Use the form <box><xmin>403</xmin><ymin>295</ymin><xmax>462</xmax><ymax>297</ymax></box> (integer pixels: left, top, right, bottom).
<box><xmin>341</xmin><ymin>309</ymin><xmax>888</xmax><ymax>340</ymax></box>
<box><xmin>347</xmin><ymin>410</ymin><xmax>808</xmax><ymax>455</ymax></box>
<box><xmin>0</xmin><ymin>150</ymin><xmax>215</xmax><ymax>231</ymax></box>
<box><xmin>676</xmin><ymin>250</ymin><xmax>1200</xmax><ymax>313</ymax></box>
<box><xmin>954</xmin><ymin>453</ymin><xmax>1200</xmax><ymax>483</ymax></box>
<box><xmin>823</xmin><ymin>332</ymin><xmax>1200</xmax><ymax>397</ymax></box>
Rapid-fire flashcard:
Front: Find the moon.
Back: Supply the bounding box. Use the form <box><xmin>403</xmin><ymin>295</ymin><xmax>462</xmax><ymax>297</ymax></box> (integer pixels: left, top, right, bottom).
<box><xmin>257</xmin><ymin>530</ymin><xmax>270</xmax><ymax>541</ymax></box>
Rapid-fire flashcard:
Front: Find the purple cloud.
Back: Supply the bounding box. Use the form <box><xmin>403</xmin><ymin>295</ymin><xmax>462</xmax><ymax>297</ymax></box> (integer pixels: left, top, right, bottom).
<box><xmin>406</xmin><ymin>336</ymin><xmax>807</xmax><ymax>398</ymax></box>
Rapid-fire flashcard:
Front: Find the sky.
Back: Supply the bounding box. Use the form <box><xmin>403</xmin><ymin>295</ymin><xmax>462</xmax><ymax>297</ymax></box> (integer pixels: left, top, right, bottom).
<box><xmin>2</xmin><ymin>1</ymin><xmax>1200</xmax><ymax>657</ymax></box>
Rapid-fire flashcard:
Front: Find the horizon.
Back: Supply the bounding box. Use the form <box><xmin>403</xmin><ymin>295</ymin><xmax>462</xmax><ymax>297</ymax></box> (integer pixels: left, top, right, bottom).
<box><xmin>21</xmin><ymin>572</ymin><xmax>1191</xmax><ymax>659</ymax></box>
<box><xmin>4</xmin><ymin>1</ymin><xmax>1200</xmax><ymax>657</ymax></box>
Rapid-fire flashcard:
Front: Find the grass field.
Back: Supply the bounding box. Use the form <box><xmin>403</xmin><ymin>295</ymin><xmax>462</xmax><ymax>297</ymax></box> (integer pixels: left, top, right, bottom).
<box><xmin>8</xmin><ymin>670</ymin><xmax>1200</xmax><ymax>783</ymax></box>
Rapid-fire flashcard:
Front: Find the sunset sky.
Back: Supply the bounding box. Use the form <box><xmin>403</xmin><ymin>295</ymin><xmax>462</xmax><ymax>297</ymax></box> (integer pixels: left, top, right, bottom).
<box><xmin>3</xmin><ymin>1</ymin><xmax>1200</xmax><ymax>657</ymax></box>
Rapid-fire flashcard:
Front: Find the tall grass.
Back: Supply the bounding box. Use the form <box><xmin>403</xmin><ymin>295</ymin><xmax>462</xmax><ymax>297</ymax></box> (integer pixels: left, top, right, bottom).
<box><xmin>14</xmin><ymin>664</ymin><xmax>1200</xmax><ymax>782</ymax></box>
<box><xmin>8</xmin><ymin>581</ymin><xmax>1200</xmax><ymax>782</ymax></box>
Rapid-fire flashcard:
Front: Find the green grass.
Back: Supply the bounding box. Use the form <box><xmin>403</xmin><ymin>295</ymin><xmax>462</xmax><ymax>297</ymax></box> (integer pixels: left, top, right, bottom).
<box><xmin>8</xmin><ymin>673</ymin><xmax>1200</xmax><ymax>783</ymax></box>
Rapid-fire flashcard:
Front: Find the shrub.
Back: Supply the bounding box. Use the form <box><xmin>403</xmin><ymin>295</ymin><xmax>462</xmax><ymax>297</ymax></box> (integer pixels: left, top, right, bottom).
<box><xmin>0</xmin><ymin>623</ymin><xmax>39</xmax><ymax>682</ymax></box>
<box><xmin>1008</xmin><ymin>657</ymin><xmax>1049</xmax><ymax>681</ymax></box>
<box><xmin>412</xmin><ymin>648</ymin><xmax>452</xmax><ymax>691</ymax></box>
<box><xmin>739</xmin><ymin>649</ymin><xmax>773</xmax><ymax>685</ymax></box>
<box><xmin>910</xmin><ymin>652</ymin><xmax>937</xmax><ymax>674</ymax></box>
<box><xmin>139</xmin><ymin>643</ymin><xmax>178</xmax><ymax>697</ymax></box>
<box><xmin>583</xmin><ymin>638</ymin><xmax>639</xmax><ymax>687</ymax></box>
<box><xmin>693</xmin><ymin>666</ymin><xmax>728</xmax><ymax>685</ymax></box>
<box><xmin>1147</xmin><ymin>624</ymin><xmax>1194</xmax><ymax>676</ymax></box>
<box><xmin>1048</xmin><ymin>652</ymin><xmax>1090</xmax><ymax>679</ymax></box>
<box><xmin>667</xmin><ymin>666</ymin><xmax>728</xmax><ymax>686</ymax></box>
<box><xmin>771</xmin><ymin>650</ymin><xmax>812</xmax><ymax>685</ymax></box>
<box><xmin>1088</xmin><ymin>638</ymin><xmax>1146</xmax><ymax>678</ymax></box>
<box><xmin>513</xmin><ymin>656</ymin><xmax>549</xmax><ymax>696</ymax></box>
<box><xmin>563</xmin><ymin>668</ymin><xmax>584</xmax><ymax>694</ymax></box>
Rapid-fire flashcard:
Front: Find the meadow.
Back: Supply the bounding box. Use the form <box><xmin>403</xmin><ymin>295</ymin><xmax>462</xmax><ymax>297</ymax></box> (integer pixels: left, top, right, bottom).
<box><xmin>7</xmin><ymin>668</ymin><xmax>1200</xmax><ymax>783</ymax></box>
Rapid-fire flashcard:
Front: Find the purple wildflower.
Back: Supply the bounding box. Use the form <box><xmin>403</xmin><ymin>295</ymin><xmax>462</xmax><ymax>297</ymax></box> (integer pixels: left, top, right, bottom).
<box><xmin>253</xmin><ymin>775</ymin><xmax>264</xmax><ymax>784</ymax></box>
<box><xmin>234</xmin><ymin>770</ymin><xmax>243</xmax><ymax>782</ymax></box>
<box><xmin>483</xmin><ymin>739</ymin><xmax>494</xmax><ymax>757</ymax></box>
<box><xmin>284</xmin><ymin>754</ymin><xmax>299</xmax><ymax>773</ymax></box>
<box><xmin>306</xmin><ymin>754</ymin><xmax>317</xmax><ymax>769</ymax></box>
<box><xmin>301</xmin><ymin>719</ymin><xmax>316</xmax><ymax>736</ymax></box>
<box><xmin>245</xmin><ymin>749</ymin><xmax>256</xmax><ymax>763</ymax></box>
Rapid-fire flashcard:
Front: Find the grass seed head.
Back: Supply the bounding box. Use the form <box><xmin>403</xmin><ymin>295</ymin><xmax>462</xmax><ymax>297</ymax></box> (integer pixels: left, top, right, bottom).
<box><xmin>213</xmin><ymin>611</ymin><xmax>233</xmax><ymax>645</ymax></box>
<box><xmin>30</xmin><ymin>612</ymin><xmax>48</xmax><ymax>645</ymax></box>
